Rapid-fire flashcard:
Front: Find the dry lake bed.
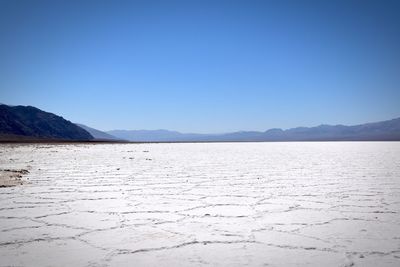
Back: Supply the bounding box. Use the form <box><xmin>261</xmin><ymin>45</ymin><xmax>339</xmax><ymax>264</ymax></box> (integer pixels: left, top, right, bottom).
<box><xmin>0</xmin><ymin>142</ymin><xmax>399</xmax><ymax>266</ymax></box>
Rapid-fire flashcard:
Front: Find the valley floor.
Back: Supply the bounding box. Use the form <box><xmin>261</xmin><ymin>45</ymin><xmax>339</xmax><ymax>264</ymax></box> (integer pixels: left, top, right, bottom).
<box><xmin>0</xmin><ymin>142</ymin><xmax>399</xmax><ymax>266</ymax></box>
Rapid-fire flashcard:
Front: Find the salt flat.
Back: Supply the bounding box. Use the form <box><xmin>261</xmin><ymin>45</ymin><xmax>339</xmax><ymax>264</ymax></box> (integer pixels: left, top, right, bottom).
<box><xmin>0</xmin><ymin>142</ymin><xmax>399</xmax><ymax>266</ymax></box>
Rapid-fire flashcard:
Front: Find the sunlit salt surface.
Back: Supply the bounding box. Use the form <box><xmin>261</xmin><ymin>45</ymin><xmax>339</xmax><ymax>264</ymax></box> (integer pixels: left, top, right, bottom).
<box><xmin>0</xmin><ymin>142</ymin><xmax>399</xmax><ymax>266</ymax></box>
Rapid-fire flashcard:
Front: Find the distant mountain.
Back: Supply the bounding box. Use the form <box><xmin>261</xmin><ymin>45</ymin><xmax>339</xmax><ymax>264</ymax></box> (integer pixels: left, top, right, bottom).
<box><xmin>107</xmin><ymin>129</ymin><xmax>208</xmax><ymax>142</ymax></box>
<box><xmin>75</xmin><ymin>123</ymin><xmax>121</xmax><ymax>141</ymax></box>
<box><xmin>213</xmin><ymin>118</ymin><xmax>400</xmax><ymax>141</ymax></box>
<box><xmin>0</xmin><ymin>104</ymin><xmax>93</xmax><ymax>141</ymax></box>
<box><xmin>108</xmin><ymin>118</ymin><xmax>400</xmax><ymax>142</ymax></box>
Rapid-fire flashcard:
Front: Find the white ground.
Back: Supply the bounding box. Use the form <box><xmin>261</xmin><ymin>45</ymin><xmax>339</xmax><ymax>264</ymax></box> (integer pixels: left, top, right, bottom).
<box><xmin>0</xmin><ymin>142</ymin><xmax>399</xmax><ymax>267</ymax></box>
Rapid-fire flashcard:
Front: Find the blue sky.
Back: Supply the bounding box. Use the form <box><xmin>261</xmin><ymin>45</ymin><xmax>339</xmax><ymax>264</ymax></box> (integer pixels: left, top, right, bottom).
<box><xmin>1</xmin><ymin>0</ymin><xmax>399</xmax><ymax>133</ymax></box>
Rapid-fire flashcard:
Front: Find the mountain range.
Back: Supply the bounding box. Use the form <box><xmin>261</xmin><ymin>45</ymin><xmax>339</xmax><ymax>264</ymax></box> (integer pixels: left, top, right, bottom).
<box><xmin>1</xmin><ymin>104</ymin><xmax>400</xmax><ymax>142</ymax></box>
<box><xmin>107</xmin><ymin>118</ymin><xmax>400</xmax><ymax>142</ymax></box>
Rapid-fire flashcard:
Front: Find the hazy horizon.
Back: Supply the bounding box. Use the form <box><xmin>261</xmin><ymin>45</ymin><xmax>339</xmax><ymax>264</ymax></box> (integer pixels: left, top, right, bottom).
<box><xmin>1</xmin><ymin>0</ymin><xmax>400</xmax><ymax>133</ymax></box>
<box><xmin>3</xmin><ymin>102</ymin><xmax>399</xmax><ymax>134</ymax></box>
<box><xmin>103</xmin><ymin>115</ymin><xmax>400</xmax><ymax>134</ymax></box>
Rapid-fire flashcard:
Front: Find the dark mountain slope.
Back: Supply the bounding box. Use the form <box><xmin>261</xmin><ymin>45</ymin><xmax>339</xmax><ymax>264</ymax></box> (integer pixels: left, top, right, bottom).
<box><xmin>0</xmin><ymin>104</ymin><xmax>93</xmax><ymax>141</ymax></box>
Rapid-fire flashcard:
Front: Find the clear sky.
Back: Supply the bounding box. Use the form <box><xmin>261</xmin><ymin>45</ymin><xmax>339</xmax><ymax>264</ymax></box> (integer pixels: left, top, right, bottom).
<box><xmin>1</xmin><ymin>0</ymin><xmax>399</xmax><ymax>133</ymax></box>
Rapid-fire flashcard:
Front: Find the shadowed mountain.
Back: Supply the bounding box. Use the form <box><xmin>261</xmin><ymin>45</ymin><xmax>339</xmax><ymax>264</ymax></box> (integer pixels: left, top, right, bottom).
<box><xmin>0</xmin><ymin>104</ymin><xmax>93</xmax><ymax>141</ymax></box>
<box><xmin>108</xmin><ymin>118</ymin><xmax>400</xmax><ymax>142</ymax></box>
<box><xmin>75</xmin><ymin>124</ymin><xmax>121</xmax><ymax>141</ymax></box>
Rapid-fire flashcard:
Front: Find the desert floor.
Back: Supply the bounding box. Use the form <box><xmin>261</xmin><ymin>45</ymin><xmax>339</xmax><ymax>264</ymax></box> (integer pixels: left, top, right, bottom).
<box><xmin>0</xmin><ymin>142</ymin><xmax>399</xmax><ymax>266</ymax></box>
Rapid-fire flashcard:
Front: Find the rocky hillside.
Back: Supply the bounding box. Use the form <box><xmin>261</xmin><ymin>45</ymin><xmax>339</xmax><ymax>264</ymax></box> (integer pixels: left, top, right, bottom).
<box><xmin>0</xmin><ymin>104</ymin><xmax>93</xmax><ymax>141</ymax></box>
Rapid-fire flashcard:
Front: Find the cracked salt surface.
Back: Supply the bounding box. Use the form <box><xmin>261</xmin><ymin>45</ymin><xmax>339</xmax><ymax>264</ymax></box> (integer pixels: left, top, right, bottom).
<box><xmin>0</xmin><ymin>142</ymin><xmax>400</xmax><ymax>266</ymax></box>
